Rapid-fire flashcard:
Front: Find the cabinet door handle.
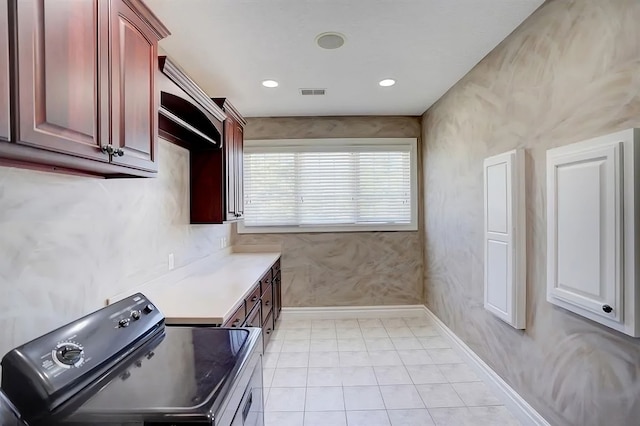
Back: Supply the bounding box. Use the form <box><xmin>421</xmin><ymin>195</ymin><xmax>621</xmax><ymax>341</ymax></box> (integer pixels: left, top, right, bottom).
<box><xmin>266</xmin><ymin>328</ymin><xmax>272</xmax><ymax>335</ymax></box>
<box><xmin>602</xmin><ymin>305</ymin><xmax>613</xmax><ymax>313</ymax></box>
<box><xmin>100</xmin><ymin>145</ymin><xmax>124</xmax><ymax>157</ymax></box>
<box><xmin>265</xmin><ymin>300</ymin><xmax>270</xmax><ymax>307</ymax></box>
<box><xmin>251</xmin><ymin>296</ymin><xmax>258</xmax><ymax>302</ymax></box>
<box><xmin>231</xmin><ymin>318</ymin><xmax>240</xmax><ymax>327</ymax></box>
<box><xmin>101</xmin><ymin>145</ymin><xmax>114</xmax><ymax>155</ymax></box>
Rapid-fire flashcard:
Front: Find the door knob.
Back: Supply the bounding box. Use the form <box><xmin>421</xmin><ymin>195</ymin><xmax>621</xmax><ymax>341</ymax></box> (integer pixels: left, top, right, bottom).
<box><xmin>602</xmin><ymin>305</ymin><xmax>613</xmax><ymax>313</ymax></box>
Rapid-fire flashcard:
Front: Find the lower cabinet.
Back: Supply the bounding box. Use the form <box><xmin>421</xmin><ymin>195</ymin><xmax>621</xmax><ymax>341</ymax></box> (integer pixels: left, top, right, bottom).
<box><xmin>222</xmin><ymin>258</ymin><xmax>282</xmax><ymax>350</ymax></box>
<box><xmin>244</xmin><ymin>304</ymin><xmax>261</xmax><ymax>328</ymax></box>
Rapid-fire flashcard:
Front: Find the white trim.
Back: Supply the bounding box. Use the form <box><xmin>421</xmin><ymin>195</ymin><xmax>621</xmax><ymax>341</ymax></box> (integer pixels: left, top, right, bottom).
<box><xmin>237</xmin><ymin>223</ymin><xmax>418</xmax><ymax>234</ymax></box>
<box><xmin>245</xmin><ymin>137</ymin><xmax>415</xmax><ymax>150</ymax></box>
<box><xmin>423</xmin><ymin>307</ymin><xmax>550</xmax><ymax>426</ymax></box>
<box><xmin>239</xmin><ymin>137</ymin><xmax>419</xmax><ymax>234</ymax></box>
<box><xmin>280</xmin><ymin>305</ymin><xmax>427</xmax><ymax>320</ymax></box>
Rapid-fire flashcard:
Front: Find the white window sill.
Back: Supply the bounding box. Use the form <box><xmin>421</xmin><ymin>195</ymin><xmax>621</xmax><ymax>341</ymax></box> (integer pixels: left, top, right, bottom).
<box><xmin>237</xmin><ymin>223</ymin><xmax>418</xmax><ymax>234</ymax></box>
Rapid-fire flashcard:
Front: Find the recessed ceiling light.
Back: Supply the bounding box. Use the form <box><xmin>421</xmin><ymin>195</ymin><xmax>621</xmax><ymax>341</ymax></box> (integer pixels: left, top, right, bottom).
<box><xmin>316</xmin><ymin>32</ymin><xmax>346</xmax><ymax>50</ymax></box>
<box><xmin>379</xmin><ymin>79</ymin><xmax>396</xmax><ymax>87</ymax></box>
<box><xmin>262</xmin><ymin>80</ymin><xmax>279</xmax><ymax>88</ymax></box>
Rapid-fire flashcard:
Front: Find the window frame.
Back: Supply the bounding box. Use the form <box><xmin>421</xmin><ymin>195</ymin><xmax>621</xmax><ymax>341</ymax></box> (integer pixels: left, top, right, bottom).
<box><xmin>238</xmin><ymin>138</ymin><xmax>419</xmax><ymax>234</ymax></box>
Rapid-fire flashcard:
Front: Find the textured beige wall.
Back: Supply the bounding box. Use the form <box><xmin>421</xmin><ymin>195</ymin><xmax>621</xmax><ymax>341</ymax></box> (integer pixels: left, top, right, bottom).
<box><xmin>236</xmin><ymin>116</ymin><xmax>424</xmax><ymax>307</ymax></box>
<box><xmin>421</xmin><ymin>1</ymin><xmax>640</xmax><ymax>425</ymax></box>
<box><xmin>0</xmin><ymin>141</ymin><xmax>232</xmax><ymax>362</ymax></box>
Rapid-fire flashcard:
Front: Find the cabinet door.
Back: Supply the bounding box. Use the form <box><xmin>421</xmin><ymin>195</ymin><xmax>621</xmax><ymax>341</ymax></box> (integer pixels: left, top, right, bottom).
<box><xmin>235</xmin><ymin>122</ymin><xmax>244</xmax><ymax>217</ymax></box>
<box><xmin>483</xmin><ymin>150</ymin><xmax>526</xmax><ymax>329</ymax></box>
<box><xmin>273</xmin><ymin>269</ymin><xmax>281</xmax><ymax>322</ymax></box>
<box><xmin>225</xmin><ymin>119</ymin><xmax>237</xmax><ymax>220</ymax></box>
<box><xmin>547</xmin><ymin>142</ymin><xmax>623</xmax><ymax>322</ymax></box>
<box><xmin>15</xmin><ymin>0</ymin><xmax>107</xmax><ymax>160</ymax></box>
<box><xmin>0</xmin><ymin>2</ymin><xmax>10</xmax><ymax>142</ymax></box>
<box><xmin>110</xmin><ymin>0</ymin><xmax>158</xmax><ymax>172</ymax></box>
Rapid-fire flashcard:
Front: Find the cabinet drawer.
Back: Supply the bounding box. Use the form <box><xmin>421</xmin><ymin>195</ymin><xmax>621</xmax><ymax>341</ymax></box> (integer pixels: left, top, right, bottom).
<box><xmin>223</xmin><ymin>303</ymin><xmax>245</xmax><ymax>328</ymax></box>
<box><xmin>245</xmin><ymin>284</ymin><xmax>261</xmax><ymax>314</ymax></box>
<box><xmin>272</xmin><ymin>259</ymin><xmax>281</xmax><ymax>277</ymax></box>
<box><xmin>260</xmin><ymin>273</ymin><xmax>271</xmax><ymax>291</ymax></box>
<box><xmin>262</xmin><ymin>310</ymin><xmax>274</xmax><ymax>349</ymax></box>
<box><xmin>261</xmin><ymin>284</ymin><xmax>273</xmax><ymax>322</ymax></box>
<box><xmin>244</xmin><ymin>304</ymin><xmax>261</xmax><ymax>328</ymax></box>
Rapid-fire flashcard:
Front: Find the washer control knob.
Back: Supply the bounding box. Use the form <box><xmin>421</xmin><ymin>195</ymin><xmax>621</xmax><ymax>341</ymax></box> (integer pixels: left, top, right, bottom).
<box><xmin>131</xmin><ymin>310</ymin><xmax>141</xmax><ymax>320</ymax></box>
<box><xmin>143</xmin><ymin>304</ymin><xmax>155</xmax><ymax>314</ymax></box>
<box><xmin>119</xmin><ymin>318</ymin><xmax>130</xmax><ymax>328</ymax></box>
<box><xmin>56</xmin><ymin>344</ymin><xmax>83</xmax><ymax>365</ymax></box>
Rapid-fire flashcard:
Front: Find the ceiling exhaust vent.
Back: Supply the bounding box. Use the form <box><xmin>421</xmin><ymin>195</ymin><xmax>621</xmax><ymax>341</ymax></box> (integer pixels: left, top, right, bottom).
<box><xmin>300</xmin><ymin>88</ymin><xmax>326</xmax><ymax>96</ymax></box>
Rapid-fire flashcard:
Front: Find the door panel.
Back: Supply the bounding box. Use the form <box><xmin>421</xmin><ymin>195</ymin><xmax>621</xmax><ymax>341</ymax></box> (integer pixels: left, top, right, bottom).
<box><xmin>0</xmin><ymin>2</ymin><xmax>10</xmax><ymax>141</ymax></box>
<box><xmin>110</xmin><ymin>0</ymin><xmax>157</xmax><ymax>172</ymax></box>
<box><xmin>547</xmin><ymin>143</ymin><xmax>622</xmax><ymax>322</ymax></box>
<box><xmin>235</xmin><ymin>123</ymin><xmax>244</xmax><ymax>217</ymax></box>
<box><xmin>16</xmin><ymin>0</ymin><xmax>106</xmax><ymax>160</ymax></box>
<box><xmin>483</xmin><ymin>150</ymin><xmax>526</xmax><ymax>329</ymax></box>
<box><xmin>225</xmin><ymin>119</ymin><xmax>237</xmax><ymax>220</ymax></box>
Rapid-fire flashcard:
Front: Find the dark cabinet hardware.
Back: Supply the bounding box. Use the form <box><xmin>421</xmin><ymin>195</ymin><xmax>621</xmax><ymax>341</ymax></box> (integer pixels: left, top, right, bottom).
<box><xmin>602</xmin><ymin>305</ymin><xmax>613</xmax><ymax>313</ymax></box>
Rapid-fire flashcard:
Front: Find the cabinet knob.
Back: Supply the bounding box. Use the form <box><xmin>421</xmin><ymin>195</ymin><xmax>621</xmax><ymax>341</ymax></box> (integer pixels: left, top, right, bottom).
<box><xmin>101</xmin><ymin>145</ymin><xmax>114</xmax><ymax>155</ymax></box>
<box><xmin>100</xmin><ymin>145</ymin><xmax>124</xmax><ymax>157</ymax></box>
<box><xmin>602</xmin><ymin>305</ymin><xmax>613</xmax><ymax>313</ymax></box>
<box><xmin>251</xmin><ymin>296</ymin><xmax>258</xmax><ymax>302</ymax></box>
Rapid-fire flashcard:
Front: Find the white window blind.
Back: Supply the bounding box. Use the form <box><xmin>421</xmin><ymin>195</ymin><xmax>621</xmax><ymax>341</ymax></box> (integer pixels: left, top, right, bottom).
<box><xmin>240</xmin><ymin>138</ymin><xmax>417</xmax><ymax>233</ymax></box>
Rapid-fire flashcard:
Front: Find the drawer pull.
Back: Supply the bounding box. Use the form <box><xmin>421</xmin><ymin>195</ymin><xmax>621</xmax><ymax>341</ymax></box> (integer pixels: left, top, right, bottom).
<box><xmin>251</xmin><ymin>296</ymin><xmax>258</xmax><ymax>302</ymax></box>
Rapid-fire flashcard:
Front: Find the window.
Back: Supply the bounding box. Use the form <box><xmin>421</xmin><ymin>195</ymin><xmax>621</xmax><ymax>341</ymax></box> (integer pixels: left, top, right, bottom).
<box><xmin>239</xmin><ymin>138</ymin><xmax>418</xmax><ymax>233</ymax></box>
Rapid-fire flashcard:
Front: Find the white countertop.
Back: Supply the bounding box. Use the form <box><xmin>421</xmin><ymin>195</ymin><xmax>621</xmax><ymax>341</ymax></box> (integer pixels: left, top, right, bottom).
<box><xmin>109</xmin><ymin>249</ymin><xmax>281</xmax><ymax>325</ymax></box>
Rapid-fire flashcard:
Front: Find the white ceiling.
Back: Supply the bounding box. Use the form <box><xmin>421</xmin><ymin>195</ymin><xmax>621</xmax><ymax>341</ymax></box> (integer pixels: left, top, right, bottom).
<box><xmin>149</xmin><ymin>0</ymin><xmax>543</xmax><ymax>118</ymax></box>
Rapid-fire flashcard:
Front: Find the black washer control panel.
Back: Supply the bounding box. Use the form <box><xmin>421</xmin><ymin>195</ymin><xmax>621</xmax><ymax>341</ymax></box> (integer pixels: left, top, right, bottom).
<box><xmin>0</xmin><ymin>293</ymin><xmax>165</xmax><ymax>423</ymax></box>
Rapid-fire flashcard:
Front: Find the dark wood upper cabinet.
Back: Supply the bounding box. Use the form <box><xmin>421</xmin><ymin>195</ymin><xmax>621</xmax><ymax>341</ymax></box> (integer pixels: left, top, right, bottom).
<box><xmin>110</xmin><ymin>0</ymin><xmax>161</xmax><ymax>172</ymax></box>
<box><xmin>15</xmin><ymin>0</ymin><xmax>106</xmax><ymax>161</ymax></box>
<box><xmin>0</xmin><ymin>0</ymin><xmax>169</xmax><ymax>177</ymax></box>
<box><xmin>224</xmin><ymin>118</ymin><xmax>237</xmax><ymax>219</ymax></box>
<box><xmin>234</xmin><ymin>122</ymin><xmax>244</xmax><ymax>217</ymax></box>
<box><xmin>191</xmin><ymin>98</ymin><xmax>246</xmax><ymax>224</ymax></box>
<box><xmin>0</xmin><ymin>2</ymin><xmax>10</xmax><ymax>142</ymax></box>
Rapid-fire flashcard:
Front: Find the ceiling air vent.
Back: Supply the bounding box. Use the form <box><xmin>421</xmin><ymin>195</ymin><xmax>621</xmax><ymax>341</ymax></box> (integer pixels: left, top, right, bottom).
<box><xmin>300</xmin><ymin>88</ymin><xmax>326</xmax><ymax>96</ymax></box>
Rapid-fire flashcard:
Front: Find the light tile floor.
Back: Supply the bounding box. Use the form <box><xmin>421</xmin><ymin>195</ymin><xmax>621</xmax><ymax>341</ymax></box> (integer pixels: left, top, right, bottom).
<box><xmin>262</xmin><ymin>316</ymin><xmax>521</xmax><ymax>426</ymax></box>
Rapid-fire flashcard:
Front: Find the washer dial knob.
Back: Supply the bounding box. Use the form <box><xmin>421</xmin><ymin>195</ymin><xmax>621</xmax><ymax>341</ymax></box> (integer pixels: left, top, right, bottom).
<box><xmin>53</xmin><ymin>342</ymin><xmax>84</xmax><ymax>368</ymax></box>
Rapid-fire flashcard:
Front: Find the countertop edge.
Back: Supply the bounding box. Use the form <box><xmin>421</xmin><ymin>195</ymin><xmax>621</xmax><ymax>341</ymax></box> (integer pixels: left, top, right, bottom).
<box><xmin>109</xmin><ymin>250</ymin><xmax>281</xmax><ymax>326</ymax></box>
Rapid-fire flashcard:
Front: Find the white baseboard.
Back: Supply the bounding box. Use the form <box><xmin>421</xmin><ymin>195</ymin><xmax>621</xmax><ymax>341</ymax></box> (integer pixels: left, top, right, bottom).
<box><xmin>280</xmin><ymin>305</ymin><xmax>427</xmax><ymax>320</ymax></box>
<box><xmin>423</xmin><ymin>307</ymin><xmax>550</xmax><ymax>426</ymax></box>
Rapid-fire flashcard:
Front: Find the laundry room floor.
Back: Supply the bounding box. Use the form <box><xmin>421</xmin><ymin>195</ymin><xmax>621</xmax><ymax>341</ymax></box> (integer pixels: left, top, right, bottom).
<box><xmin>262</xmin><ymin>315</ymin><xmax>521</xmax><ymax>426</ymax></box>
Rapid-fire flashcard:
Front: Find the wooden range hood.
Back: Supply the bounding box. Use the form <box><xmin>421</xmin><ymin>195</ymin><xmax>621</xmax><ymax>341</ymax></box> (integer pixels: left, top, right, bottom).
<box><xmin>157</xmin><ymin>56</ymin><xmax>226</xmax><ymax>151</ymax></box>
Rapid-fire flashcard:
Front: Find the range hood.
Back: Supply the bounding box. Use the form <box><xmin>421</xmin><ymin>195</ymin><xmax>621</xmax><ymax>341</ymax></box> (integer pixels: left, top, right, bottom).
<box><xmin>157</xmin><ymin>56</ymin><xmax>226</xmax><ymax>150</ymax></box>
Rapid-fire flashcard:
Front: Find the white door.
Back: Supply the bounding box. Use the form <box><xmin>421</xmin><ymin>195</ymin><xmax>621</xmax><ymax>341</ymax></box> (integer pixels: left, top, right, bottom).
<box><xmin>547</xmin><ymin>142</ymin><xmax>623</xmax><ymax>323</ymax></box>
<box><xmin>483</xmin><ymin>149</ymin><xmax>526</xmax><ymax>329</ymax></box>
